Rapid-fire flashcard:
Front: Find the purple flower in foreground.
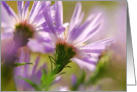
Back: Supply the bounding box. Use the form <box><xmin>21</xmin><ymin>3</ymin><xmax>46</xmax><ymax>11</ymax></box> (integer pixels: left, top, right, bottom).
<box><xmin>28</xmin><ymin>1</ymin><xmax>113</xmax><ymax>71</ymax></box>
<box><xmin>14</xmin><ymin>50</ymin><xmax>45</xmax><ymax>91</ymax></box>
<box><xmin>1</xmin><ymin>1</ymin><xmax>54</xmax><ymax>51</ymax></box>
<box><xmin>38</xmin><ymin>2</ymin><xmax>112</xmax><ymax>71</ymax></box>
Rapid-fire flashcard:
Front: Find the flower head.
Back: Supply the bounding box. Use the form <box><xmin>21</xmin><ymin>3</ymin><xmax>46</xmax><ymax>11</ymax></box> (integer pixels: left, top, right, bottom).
<box><xmin>1</xmin><ymin>1</ymin><xmax>54</xmax><ymax>48</ymax></box>
<box><xmin>1</xmin><ymin>1</ymin><xmax>55</xmax><ymax>64</ymax></box>
<box><xmin>30</xmin><ymin>1</ymin><xmax>113</xmax><ymax>71</ymax></box>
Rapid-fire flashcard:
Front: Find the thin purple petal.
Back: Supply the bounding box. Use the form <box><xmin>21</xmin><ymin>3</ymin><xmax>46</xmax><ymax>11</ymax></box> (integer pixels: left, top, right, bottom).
<box><xmin>43</xmin><ymin>6</ymin><xmax>56</xmax><ymax>35</ymax></box>
<box><xmin>70</xmin><ymin>13</ymin><xmax>102</xmax><ymax>43</ymax></box>
<box><xmin>69</xmin><ymin>2</ymin><xmax>82</xmax><ymax>31</ymax></box>
<box><xmin>23</xmin><ymin>1</ymin><xmax>30</xmax><ymax>19</ymax></box>
<box><xmin>1</xmin><ymin>1</ymin><xmax>18</xmax><ymax>20</ymax></box>
<box><xmin>17</xmin><ymin>1</ymin><xmax>24</xmax><ymax>19</ymax></box>
<box><xmin>72</xmin><ymin>58</ymin><xmax>96</xmax><ymax>71</ymax></box>
<box><xmin>55</xmin><ymin>1</ymin><xmax>65</xmax><ymax>33</ymax></box>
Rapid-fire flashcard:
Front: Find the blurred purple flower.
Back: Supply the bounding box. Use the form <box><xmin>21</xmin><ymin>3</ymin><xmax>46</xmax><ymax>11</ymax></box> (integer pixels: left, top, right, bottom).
<box><xmin>113</xmin><ymin>2</ymin><xmax>126</xmax><ymax>57</ymax></box>
<box><xmin>70</xmin><ymin>74</ymin><xmax>101</xmax><ymax>91</ymax></box>
<box><xmin>115</xmin><ymin>2</ymin><xmax>126</xmax><ymax>45</ymax></box>
<box><xmin>36</xmin><ymin>1</ymin><xmax>113</xmax><ymax>71</ymax></box>
<box><xmin>109</xmin><ymin>2</ymin><xmax>126</xmax><ymax>62</ymax></box>
<box><xmin>1</xmin><ymin>1</ymin><xmax>54</xmax><ymax>51</ymax></box>
<box><xmin>56</xmin><ymin>86</ymin><xmax>69</xmax><ymax>91</ymax></box>
<box><xmin>14</xmin><ymin>50</ymin><xmax>46</xmax><ymax>91</ymax></box>
<box><xmin>71</xmin><ymin>74</ymin><xmax>77</xmax><ymax>86</ymax></box>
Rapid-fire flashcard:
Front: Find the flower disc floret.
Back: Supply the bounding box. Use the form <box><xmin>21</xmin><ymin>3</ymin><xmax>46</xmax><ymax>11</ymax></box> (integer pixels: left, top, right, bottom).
<box><xmin>14</xmin><ymin>22</ymin><xmax>35</xmax><ymax>47</ymax></box>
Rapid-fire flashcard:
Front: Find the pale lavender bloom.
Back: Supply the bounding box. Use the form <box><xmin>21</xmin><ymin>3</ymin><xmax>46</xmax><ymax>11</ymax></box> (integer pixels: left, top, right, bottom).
<box><xmin>1</xmin><ymin>1</ymin><xmax>54</xmax><ymax>53</ymax></box>
<box><xmin>115</xmin><ymin>2</ymin><xmax>126</xmax><ymax>45</ymax></box>
<box><xmin>38</xmin><ymin>1</ymin><xmax>113</xmax><ymax>71</ymax></box>
<box><xmin>14</xmin><ymin>50</ymin><xmax>46</xmax><ymax>91</ymax></box>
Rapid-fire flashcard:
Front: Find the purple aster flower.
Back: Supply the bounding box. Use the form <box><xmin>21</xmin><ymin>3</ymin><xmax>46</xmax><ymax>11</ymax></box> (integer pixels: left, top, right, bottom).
<box><xmin>41</xmin><ymin>2</ymin><xmax>113</xmax><ymax>71</ymax></box>
<box><xmin>29</xmin><ymin>1</ymin><xmax>113</xmax><ymax>71</ymax></box>
<box><xmin>1</xmin><ymin>1</ymin><xmax>54</xmax><ymax>50</ymax></box>
<box><xmin>1</xmin><ymin>1</ymin><xmax>55</xmax><ymax>64</ymax></box>
<box><xmin>14</xmin><ymin>49</ymin><xmax>45</xmax><ymax>91</ymax></box>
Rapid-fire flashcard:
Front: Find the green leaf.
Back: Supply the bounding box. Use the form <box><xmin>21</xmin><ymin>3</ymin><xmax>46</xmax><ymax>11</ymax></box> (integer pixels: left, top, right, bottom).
<box><xmin>12</xmin><ymin>62</ymin><xmax>34</xmax><ymax>67</ymax></box>
<box><xmin>40</xmin><ymin>72</ymin><xmax>56</xmax><ymax>91</ymax></box>
<box><xmin>48</xmin><ymin>56</ymin><xmax>56</xmax><ymax>65</ymax></box>
<box><xmin>41</xmin><ymin>69</ymin><xmax>48</xmax><ymax>84</ymax></box>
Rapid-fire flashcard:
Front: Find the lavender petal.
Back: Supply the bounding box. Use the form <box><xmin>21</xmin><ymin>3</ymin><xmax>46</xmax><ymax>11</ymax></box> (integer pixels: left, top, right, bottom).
<box><xmin>17</xmin><ymin>1</ymin><xmax>24</xmax><ymax>19</ymax></box>
<box><xmin>75</xmin><ymin>23</ymin><xmax>101</xmax><ymax>45</ymax></box>
<box><xmin>55</xmin><ymin>1</ymin><xmax>65</xmax><ymax>33</ymax></box>
<box><xmin>23</xmin><ymin>1</ymin><xmax>30</xmax><ymax>19</ymax></box>
<box><xmin>1</xmin><ymin>1</ymin><xmax>18</xmax><ymax>20</ymax></box>
<box><xmin>69</xmin><ymin>2</ymin><xmax>82</xmax><ymax>31</ymax></box>
<box><xmin>43</xmin><ymin>6</ymin><xmax>56</xmax><ymax>35</ymax></box>
<box><xmin>70</xmin><ymin>13</ymin><xmax>102</xmax><ymax>43</ymax></box>
<box><xmin>72</xmin><ymin>58</ymin><xmax>96</xmax><ymax>71</ymax></box>
<box><xmin>28</xmin><ymin>1</ymin><xmax>41</xmax><ymax>23</ymax></box>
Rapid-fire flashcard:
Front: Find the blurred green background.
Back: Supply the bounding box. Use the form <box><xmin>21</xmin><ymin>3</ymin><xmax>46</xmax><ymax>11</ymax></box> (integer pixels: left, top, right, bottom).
<box><xmin>1</xmin><ymin>1</ymin><xmax>126</xmax><ymax>91</ymax></box>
